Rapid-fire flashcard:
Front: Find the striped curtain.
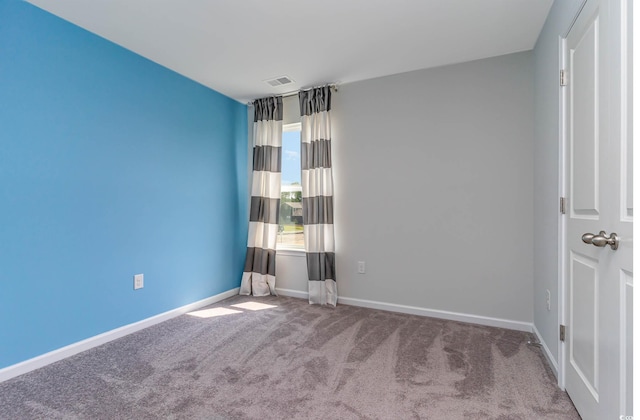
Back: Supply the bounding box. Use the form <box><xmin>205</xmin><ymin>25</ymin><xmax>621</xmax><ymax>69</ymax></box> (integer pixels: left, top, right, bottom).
<box><xmin>299</xmin><ymin>87</ymin><xmax>337</xmax><ymax>306</ymax></box>
<box><xmin>240</xmin><ymin>96</ymin><xmax>283</xmax><ymax>296</ymax></box>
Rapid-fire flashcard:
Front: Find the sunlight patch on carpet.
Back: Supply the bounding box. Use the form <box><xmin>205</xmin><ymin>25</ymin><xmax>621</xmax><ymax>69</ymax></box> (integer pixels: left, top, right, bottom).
<box><xmin>231</xmin><ymin>301</ymin><xmax>278</xmax><ymax>311</ymax></box>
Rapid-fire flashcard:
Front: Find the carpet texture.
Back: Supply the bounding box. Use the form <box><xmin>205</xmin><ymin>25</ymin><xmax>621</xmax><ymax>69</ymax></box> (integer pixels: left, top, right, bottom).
<box><xmin>0</xmin><ymin>295</ymin><xmax>579</xmax><ymax>419</ymax></box>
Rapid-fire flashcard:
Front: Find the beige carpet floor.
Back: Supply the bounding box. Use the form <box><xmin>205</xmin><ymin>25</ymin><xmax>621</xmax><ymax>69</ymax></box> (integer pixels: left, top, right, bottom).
<box><xmin>0</xmin><ymin>295</ymin><xmax>579</xmax><ymax>419</ymax></box>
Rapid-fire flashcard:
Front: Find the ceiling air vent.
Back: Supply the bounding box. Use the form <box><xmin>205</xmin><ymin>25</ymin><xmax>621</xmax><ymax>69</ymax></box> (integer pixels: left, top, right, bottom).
<box><xmin>264</xmin><ymin>76</ymin><xmax>294</xmax><ymax>87</ymax></box>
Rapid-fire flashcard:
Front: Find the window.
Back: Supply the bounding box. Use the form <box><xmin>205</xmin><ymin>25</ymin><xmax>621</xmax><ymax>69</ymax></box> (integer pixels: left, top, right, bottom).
<box><xmin>278</xmin><ymin>123</ymin><xmax>304</xmax><ymax>250</ymax></box>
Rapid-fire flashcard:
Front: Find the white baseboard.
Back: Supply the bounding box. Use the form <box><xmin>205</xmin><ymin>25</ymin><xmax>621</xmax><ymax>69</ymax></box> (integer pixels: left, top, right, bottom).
<box><xmin>276</xmin><ymin>288</ymin><xmax>309</xmax><ymax>299</ymax></box>
<box><xmin>0</xmin><ymin>287</ymin><xmax>239</xmax><ymax>383</ymax></box>
<box><xmin>276</xmin><ymin>288</ymin><xmax>533</xmax><ymax>332</ymax></box>
<box><xmin>532</xmin><ymin>323</ymin><xmax>559</xmax><ymax>377</ymax></box>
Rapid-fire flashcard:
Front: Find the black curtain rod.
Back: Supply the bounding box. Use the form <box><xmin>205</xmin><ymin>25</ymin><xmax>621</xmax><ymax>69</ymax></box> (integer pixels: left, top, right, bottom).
<box><xmin>248</xmin><ymin>84</ymin><xmax>338</xmax><ymax>105</ymax></box>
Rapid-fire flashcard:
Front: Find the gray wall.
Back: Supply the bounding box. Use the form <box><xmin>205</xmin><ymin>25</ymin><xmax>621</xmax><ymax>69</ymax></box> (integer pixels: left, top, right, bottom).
<box><xmin>278</xmin><ymin>51</ymin><xmax>535</xmax><ymax>323</ymax></box>
<box><xmin>282</xmin><ymin>95</ymin><xmax>300</xmax><ymax>125</ymax></box>
<box><xmin>332</xmin><ymin>51</ymin><xmax>534</xmax><ymax>322</ymax></box>
<box><xmin>532</xmin><ymin>0</ymin><xmax>584</xmax><ymax>368</ymax></box>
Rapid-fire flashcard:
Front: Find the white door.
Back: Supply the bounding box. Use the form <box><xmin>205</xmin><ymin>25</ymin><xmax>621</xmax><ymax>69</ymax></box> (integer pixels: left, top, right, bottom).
<box><xmin>563</xmin><ymin>0</ymin><xmax>632</xmax><ymax>419</ymax></box>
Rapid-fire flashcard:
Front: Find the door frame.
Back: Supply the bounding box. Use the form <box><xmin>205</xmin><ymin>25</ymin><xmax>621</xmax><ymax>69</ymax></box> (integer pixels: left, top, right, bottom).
<box><xmin>558</xmin><ymin>0</ymin><xmax>633</xmax><ymax>409</ymax></box>
<box><xmin>558</xmin><ymin>0</ymin><xmax>588</xmax><ymax>392</ymax></box>
<box><xmin>617</xmin><ymin>0</ymin><xmax>633</xmax><ymax>412</ymax></box>
<box><xmin>633</xmin><ymin>0</ymin><xmax>639</xmax><ymax>414</ymax></box>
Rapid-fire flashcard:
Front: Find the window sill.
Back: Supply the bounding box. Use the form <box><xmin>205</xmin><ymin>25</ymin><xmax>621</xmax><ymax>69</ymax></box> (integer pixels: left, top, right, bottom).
<box><xmin>276</xmin><ymin>248</ymin><xmax>306</xmax><ymax>257</ymax></box>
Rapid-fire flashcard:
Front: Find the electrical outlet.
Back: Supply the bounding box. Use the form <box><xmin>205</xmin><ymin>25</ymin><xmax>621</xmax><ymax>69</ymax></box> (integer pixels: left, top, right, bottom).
<box><xmin>357</xmin><ymin>261</ymin><xmax>365</xmax><ymax>274</ymax></box>
<box><xmin>545</xmin><ymin>289</ymin><xmax>551</xmax><ymax>311</ymax></box>
<box><xmin>134</xmin><ymin>274</ymin><xmax>144</xmax><ymax>290</ymax></box>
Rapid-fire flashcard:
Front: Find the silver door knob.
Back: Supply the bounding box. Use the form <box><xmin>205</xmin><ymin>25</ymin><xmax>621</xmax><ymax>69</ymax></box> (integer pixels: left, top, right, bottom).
<box><xmin>581</xmin><ymin>231</ymin><xmax>619</xmax><ymax>250</ymax></box>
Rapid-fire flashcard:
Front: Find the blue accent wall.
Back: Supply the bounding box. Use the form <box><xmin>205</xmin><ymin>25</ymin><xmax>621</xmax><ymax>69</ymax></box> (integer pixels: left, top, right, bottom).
<box><xmin>0</xmin><ymin>0</ymin><xmax>248</xmax><ymax>369</ymax></box>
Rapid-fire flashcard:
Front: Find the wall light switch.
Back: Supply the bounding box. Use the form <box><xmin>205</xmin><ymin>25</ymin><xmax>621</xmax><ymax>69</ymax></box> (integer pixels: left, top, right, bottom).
<box><xmin>357</xmin><ymin>261</ymin><xmax>365</xmax><ymax>274</ymax></box>
<box><xmin>134</xmin><ymin>274</ymin><xmax>144</xmax><ymax>290</ymax></box>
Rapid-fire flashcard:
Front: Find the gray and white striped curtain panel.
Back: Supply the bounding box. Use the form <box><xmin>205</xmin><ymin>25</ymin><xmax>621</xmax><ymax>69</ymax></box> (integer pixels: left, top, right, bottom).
<box><xmin>240</xmin><ymin>96</ymin><xmax>283</xmax><ymax>297</ymax></box>
<box><xmin>299</xmin><ymin>87</ymin><xmax>337</xmax><ymax>306</ymax></box>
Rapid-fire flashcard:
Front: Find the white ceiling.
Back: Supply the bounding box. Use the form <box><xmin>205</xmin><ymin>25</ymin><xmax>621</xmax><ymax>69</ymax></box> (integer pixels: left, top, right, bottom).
<box><xmin>26</xmin><ymin>0</ymin><xmax>554</xmax><ymax>104</ymax></box>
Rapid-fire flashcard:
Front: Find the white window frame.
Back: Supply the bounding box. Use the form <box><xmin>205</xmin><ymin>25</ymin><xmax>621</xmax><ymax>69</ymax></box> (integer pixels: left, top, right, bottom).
<box><xmin>283</xmin><ymin>122</ymin><xmax>301</xmax><ymax>132</ymax></box>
